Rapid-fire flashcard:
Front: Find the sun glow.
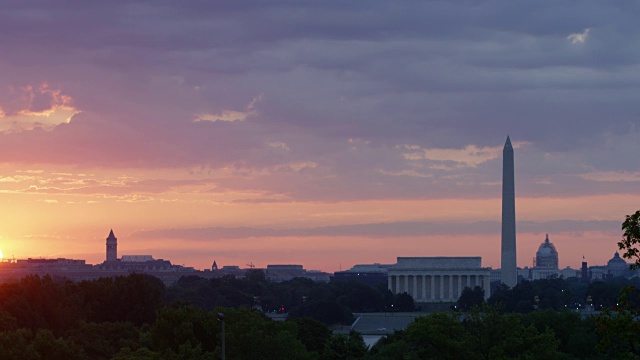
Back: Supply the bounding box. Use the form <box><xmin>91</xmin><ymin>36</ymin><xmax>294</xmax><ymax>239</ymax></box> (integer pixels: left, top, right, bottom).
<box><xmin>0</xmin><ymin>249</ymin><xmax>3</xmax><ymax>259</ymax></box>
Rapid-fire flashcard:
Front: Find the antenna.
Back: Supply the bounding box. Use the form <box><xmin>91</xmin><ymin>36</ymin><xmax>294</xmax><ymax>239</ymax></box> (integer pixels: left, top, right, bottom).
<box><xmin>246</xmin><ymin>262</ymin><xmax>255</xmax><ymax>269</ymax></box>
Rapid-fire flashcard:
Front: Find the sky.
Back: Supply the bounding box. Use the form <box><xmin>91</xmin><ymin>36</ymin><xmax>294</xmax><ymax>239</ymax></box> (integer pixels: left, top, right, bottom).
<box><xmin>0</xmin><ymin>1</ymin><xmax>639</xmax><ymax>272</ymax></box>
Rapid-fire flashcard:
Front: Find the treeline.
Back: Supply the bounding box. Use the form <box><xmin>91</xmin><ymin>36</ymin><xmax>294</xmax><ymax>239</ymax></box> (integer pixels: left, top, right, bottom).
<box><xmin>0</xmin><ymin>273</ymin><xmax>164</xmax><ymax>333</ymax></box>
<box><xmin>454</xmin><ymin>276</ymin><xmax>640</xmax><ymax>313</ymax></box>
<box><xmin>166</xmin><ymin>270</ymin><xmax>415</xmax><ymax>324</ymax></box>
<box><xmin>0</xmin><ymin>272</ymin><xmax>409</xmax><ymax>359</ymax></box>
<box><xmin>1</xmin><ymin>272</ymin><xmax>639</xmax><ymax>359</ymax></box>
<box><xmin>488</xmin><ymin>277</ymin><xmax>640</xmax><ymax>312</ymax></box>
<box><xmin>369</xmin><ymin>310</ymin><xmax>603</xmax><ymax>359</ymax></box>
<box><xmin>0</xmin><ymin>274</ymin><xmax>335</xmax><ymax>359</ymax></box>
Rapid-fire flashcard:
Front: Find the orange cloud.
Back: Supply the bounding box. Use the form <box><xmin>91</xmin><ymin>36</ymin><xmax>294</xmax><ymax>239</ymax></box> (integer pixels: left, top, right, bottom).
<box><xmin>193</xmin><ymin>94</ymin><xmax>264</xmax><ymax>123</ymax></box>
<box><xmin>0</xmin><ymin>83</ymin><xmax>81</xmax><ymax>133</ymax></box>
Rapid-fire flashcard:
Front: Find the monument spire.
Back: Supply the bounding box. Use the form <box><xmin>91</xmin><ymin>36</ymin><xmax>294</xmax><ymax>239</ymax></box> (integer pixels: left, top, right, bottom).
<box><xmin>501</xmin><ymin>136</ymin><xmax>517</xmax><ymax>287</ymax></box>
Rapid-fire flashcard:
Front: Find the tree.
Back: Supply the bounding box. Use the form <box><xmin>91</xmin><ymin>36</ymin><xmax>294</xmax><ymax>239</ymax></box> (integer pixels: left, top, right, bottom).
<box><xmin>150</xmin><ymin>306</ymin><xmax>314</xmax><ymax>359</ymax></box>
<box><xmin>597</xmin><ymin>210</ymin><xmax>640</xmax><ymax>358</ymax></box>
<box><xmin>369</xmin><ymin>310</ymin><xmax>565</xmax><ymax>360</ymax></box>
<box><xmin>456</xmin><ymin>286</ymin><xmax>484</xmax><ymax>311</ymax></box>
<box><xmin>619</xmin><ymin>210</ymin><xmax>640</xmax><ymax>268</ymax></box>
<box><xmin>150</xmin><ymin>305</ymin><xmax>216</xmax><ymax>354</ymax></box>
<box><xmin>393</xmin><ymin>292</ymin><xmax>415</xmax><ymax>312</ymax></box>
<box><xmin>461</xmin><ymin>310</ymin><xmax>563</xmax><ymax>360</ymax></box>
<box><xmin>596</xmin><ymin>287</ymin><xmax>640</xmax><ymax>358</ymax></box>
<box><xmin>0</xmin><ymin>329</ymin><xmax>83</xmax><ymax>360</ymax></box>
<box><xmin>288</xmin><ymin>300</ymin><xmax>354</xmax><ymax>325</ymax></box>
<box><xmin>65</xmin><ymin>321</ymin><xmax>143</xmax><ymax>360</ymax></box>
<box><xmin>321</xmin><ymin>331</ymin><xmax>368</xmax><ymax>360</ymax></box>
<box><xmin>402</xmin><ymin>313</ymin><xmax>469</xmax><ymax>359</ymax></box>
<box><xmin>291</xmin><ymin>318</ymin><xmax>332</xmax><ymax>355</ymax></box>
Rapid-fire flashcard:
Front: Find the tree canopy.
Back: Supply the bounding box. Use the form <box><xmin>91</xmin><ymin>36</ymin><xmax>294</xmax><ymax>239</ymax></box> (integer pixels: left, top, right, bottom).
<box><xmin>619</xmin><ymin>209</ymin><xmax>640</xmax><ymax>269</ymax></box>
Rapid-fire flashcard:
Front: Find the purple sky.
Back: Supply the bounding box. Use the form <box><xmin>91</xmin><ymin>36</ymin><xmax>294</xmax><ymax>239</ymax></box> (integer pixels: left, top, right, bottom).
<box><xmin>0</xmin><ymin>1</ymin><xmax>638</xmax><ymax>271</ymax></box>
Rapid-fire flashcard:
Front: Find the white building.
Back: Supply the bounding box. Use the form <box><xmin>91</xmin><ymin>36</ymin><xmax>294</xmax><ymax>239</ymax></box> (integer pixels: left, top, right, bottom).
<box><xmin>559</xmin><ymin>266</ymin><xmax>578</xmax><ymax>279</ymax></box>
<box><xmin>388</xmin><ymin>257</ymin><xmax>491</xmax><ymax>303</ymax></box>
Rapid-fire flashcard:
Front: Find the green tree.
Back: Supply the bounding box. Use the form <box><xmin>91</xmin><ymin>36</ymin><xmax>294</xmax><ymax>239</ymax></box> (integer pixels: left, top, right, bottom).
<box><xmin>0</xmin><ymin>329</ymin><xmax>41</xmax><ymax>360</ymax></box>
<box><xmin>456</xmin><ymin>286</ymin><xmax>485</xmax><ymax>311</ymax></box>
<box><xmin>370</xmin><ymin>310</ymin><xmax>570</xmax><ymax>360</ymax></box>
<box><xmin>0</xmin><ymin>329</ymin><xmax>83</xmax><ymax>360</ymax></box>
<box><xmin>30</xmin><ymin>329</ymin><xmax>83</xmax><ymax>360</ymax></box>
<box><xmin>65</xmin><ymin>321</ymin><xmax>143</xmax><ymax>359</ymax></box>
<box><xmin>111</xmin><ymin>347</ymin><xmax>160</xmax><ymax>360</ymax></box>
<box><xmin>79</xmin><ymin>274</ymin><xmax>165</xmax><ymax>325</ymax></box>
<box><xmin>150</xmin><ymin>306</ymin><xmax>313</xmax><ymax>359</ymax></box>
<box><xmin>522</xmin><ymin>310</ymin><xmax>601</xmax><ymax>358</ymax></box>
<box><xmin>402</xmin><ymin>312</ymin><xmax>469</xmax><ymax>359</ymax></box>
<box><xmin>393</xmin><ymin>292</ymin><xmax>415</xmax><ymax>312</ymax></box>
<box><xmin>0</xmin><ymin>310</ymin><xmax>17</xmax><ymax>331</ymax></box>
<box><xmin>596</xmin><ymin>210</ymin><xmax>640</xmax><ymax>358</ymax></box>
<box><xmin>321</xmin><ymin>331</ymin><xmax>367</xmax><ymax>360</ymax></box>
<box><xmin>618</xmin><ymin>210</ymin><xmax>640</xmax><ymax>268</ymax></box>
<box><xmin>291</xmin><ymin>317</ymin><xmax>332</xmax><ymax>355</ymax></box>
<box><xmin>596</xmin><ymin>287</ymin><xmax>640</xmax><ymax>359</ymax></box>
<box><xmin>289</xmin><ymin>300</ymin><xmax>354</xmax><ymax>325</ymax></box>
<box><xmin>150</xmin><ymin>305</ymin><xmax>216</xmax><ymax>354</ymax></box>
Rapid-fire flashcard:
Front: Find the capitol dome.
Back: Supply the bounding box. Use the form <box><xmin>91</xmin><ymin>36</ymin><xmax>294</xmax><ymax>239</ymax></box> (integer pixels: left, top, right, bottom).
<box><xmin>607</xmin><ymin>252</ymin><xmax>628</xmax><ymax>277</ymax></box>
<box><xmin>535</xmin><ymin>234</ymin><xmax>559</xmax><ymax>269</ymax></box>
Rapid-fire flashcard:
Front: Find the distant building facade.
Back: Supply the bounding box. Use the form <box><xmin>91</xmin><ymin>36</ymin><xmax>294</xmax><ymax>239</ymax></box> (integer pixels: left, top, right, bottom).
<box><xmin>265</xmin><ymin>264</ymin><xmax>330</xmax><ymax>282</ymax></box>
<box><xmin>495</xmin><ymin>246</ymin><xmax>635</xmax><ymax>282</ymax></box>
<box><xmin>120</xmin><ymin>255</ymin><xmax>154</xmax><ymax>262</ymax></box>
<box><xmin>607</xmin><ymin>252</ymin><xmax>628</xmax><ymax>277</ymax></box>
<box><xmin>388</xmin><ymin>257</ymin><xmax>491</xmax><ymax>303</ymax></box>
<box><xmin>331</xmin><ymin>263</ymin><xmax>392</xmax><ymax>287</ymax></box>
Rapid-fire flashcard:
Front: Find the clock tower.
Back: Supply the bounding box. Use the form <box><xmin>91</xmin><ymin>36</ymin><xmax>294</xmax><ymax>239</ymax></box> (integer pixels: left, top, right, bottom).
<box><xmin>106</xmin><ymin>229</ymin><xmax>118</xmax><ymax>262</ymax></box>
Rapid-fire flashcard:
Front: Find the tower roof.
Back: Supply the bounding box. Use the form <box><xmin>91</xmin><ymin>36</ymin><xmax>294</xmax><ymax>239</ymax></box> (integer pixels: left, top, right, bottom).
<box><xmin>536</xmin><ymin>234</ymin><xmax>558</xmax><ymax>268</ymax></box>
<box><xmin>504</xmin><ymin>136</ymin><xmax>512</xmax><ymax>148</ymax></box>
<box><xmin>608</xmin><ymin>252</ymin><xmax>626</xmax><ymax>264</ymax></box>
<box><xmin>537</xmin><ymin>234</ymin><xmax>557</xmax><ymax>255</ymax></box>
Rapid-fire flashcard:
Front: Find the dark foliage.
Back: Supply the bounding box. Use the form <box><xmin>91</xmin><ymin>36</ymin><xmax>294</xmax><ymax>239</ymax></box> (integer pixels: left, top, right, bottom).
<box><xmin>291</xmin><ymin>317</ymin><xmax>332</xmax><ymax>355</ymax></box>
<box><xmin>165</xmin><ymin>272</ymin><xmax>415</xmax><ymax>322</ymax></box>
<box><xmin>456</xmin><ymin>286</ymin><xmax>485</xmax><ymax>311</ymax></box>
<box><xmin>288</xmin><ymin>300</ymin><xmax>354</xmax><ymax>325</ymax></box>
<box><xmin>488</xmin><ymin>277</ymin><xmax>640</xmax><ymax>313</ymax></box>
<box><xmin>619</xmin><ymin>209</ymin><xmax>640</xmax><ymax>268</ymax></box>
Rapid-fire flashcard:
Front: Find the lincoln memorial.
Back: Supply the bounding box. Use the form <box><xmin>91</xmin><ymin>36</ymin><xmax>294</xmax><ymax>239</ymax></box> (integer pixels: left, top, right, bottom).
<box><xmin>387</xmin><ymin>257</ymin><xmax>491</xmax><ymax>303</ymax></box>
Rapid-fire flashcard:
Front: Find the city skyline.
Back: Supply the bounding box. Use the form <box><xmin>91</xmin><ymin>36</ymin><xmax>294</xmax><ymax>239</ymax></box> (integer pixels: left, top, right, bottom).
<box><xmin>1</xmin><ymin>2</ymin><xmax>639</xmax><ymax>272</ymax></box>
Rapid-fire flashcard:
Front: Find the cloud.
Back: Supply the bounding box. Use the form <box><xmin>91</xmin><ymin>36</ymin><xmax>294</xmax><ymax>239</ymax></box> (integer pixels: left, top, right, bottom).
<box><xmin>401</xmin><ymin>144</ymin><xmax>504</xmax><ymax>168</ymax></box>
<box><xmin>0</xmin><ymin>83</ymin><xmax>80</xmax><ymax>133</ymax></box>
<box><xmin>132</xmin><ymin>219</ymin><xmax>619</xmax><ymax>241</ymax></box>
<box><xmin>194</xmin><ymin>110</ymin><xmax>254</xmax><ymax>123</ymax></box>
<box><xmin>567</xmin><ymin>28</ymin><xmax>591</xmax><ymax>44</ymax></box>
<box><xmin>0</xmin><ymin>175</ymin><xmax>35</xmax><ymax>182</ymax></box>
<box><xmin>194</xmin><ymin>94</ymin><xmax>263</xmax><ymax>123</ymax></box>
<box><xmin>378</xmin><ymin>169</ymin><xmax>433</xmax><ymax>178</ymax></box>
<box><xmin>0</xmin><ymin>2</ymin><xmax>637</xmax><ymax>203</ymax></box>
<box><xmin>581</xmin><ymin>171</ymin><xmax>640</xmax><ymax>182</ymax></box>
<box><xmin>267</xmin><ymin>141</ymin><xmax>290</xmax><ymax>151</ymax></box>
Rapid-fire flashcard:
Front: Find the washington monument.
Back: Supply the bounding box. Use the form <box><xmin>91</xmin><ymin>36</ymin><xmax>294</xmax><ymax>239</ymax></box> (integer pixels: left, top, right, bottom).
<box><xmin>501</xmin><ymin>136</ymin><xmax>517</xmax><ymax>287</ymax></box>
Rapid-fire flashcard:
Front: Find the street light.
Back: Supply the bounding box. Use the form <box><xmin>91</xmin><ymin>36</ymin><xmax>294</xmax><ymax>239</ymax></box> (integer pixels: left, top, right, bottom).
<box><xmin>217</xmin><ymin>313</ymin><xmax>225</xmax><ymax>360</ymax></box>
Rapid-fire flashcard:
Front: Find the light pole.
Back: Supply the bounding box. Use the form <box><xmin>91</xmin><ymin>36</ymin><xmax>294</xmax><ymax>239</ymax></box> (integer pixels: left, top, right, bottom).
<box><xmin>217</xmin><ymin>312</ymin><xmax>225</xmax><ymax>360</ymax></box>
